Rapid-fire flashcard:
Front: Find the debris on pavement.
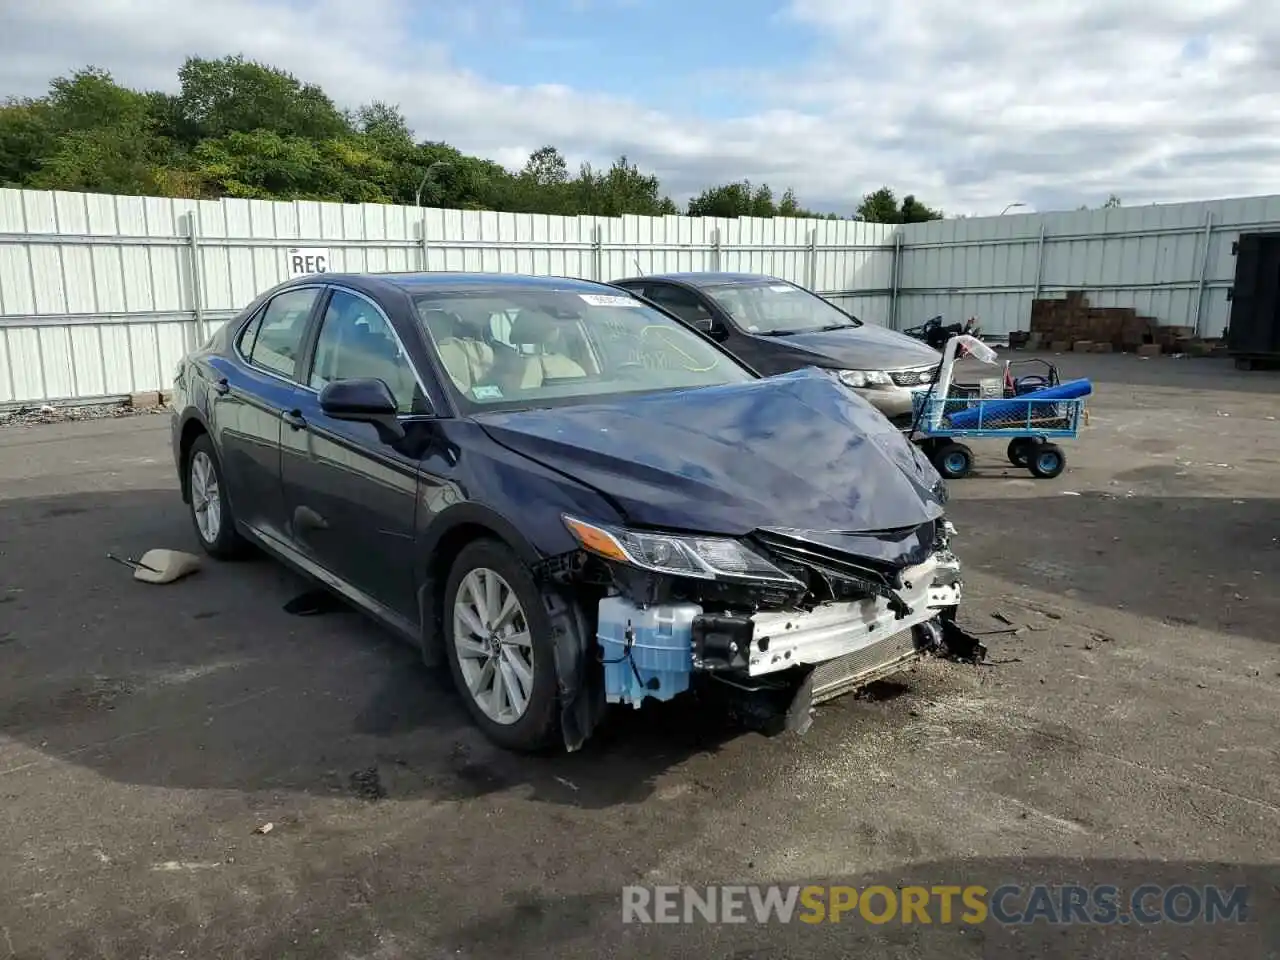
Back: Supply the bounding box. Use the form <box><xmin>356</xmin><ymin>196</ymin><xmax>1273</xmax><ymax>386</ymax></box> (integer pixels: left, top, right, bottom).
<box><xmin>0</xmin><ymin>400</ymin><xmax>164</xmax><ymax>428</ymax></box>
<box><xmin>107</xmin><ymin>549</ymin><xmax>201</xmax><ymax>584</ymax></box>
<box><xmin>939</xmin><ymin>615</ymin><xmax>989</xmax><ymax>664</ymax></box>
<box><xmin>253</xmin><ymin>822</ymin><xmax>275</xmax><ymax>835</ymax></box>
<box><xmin>350</xmin><ymin>767</ymin><xmax>387</xmax><ymax>801</ymax></box>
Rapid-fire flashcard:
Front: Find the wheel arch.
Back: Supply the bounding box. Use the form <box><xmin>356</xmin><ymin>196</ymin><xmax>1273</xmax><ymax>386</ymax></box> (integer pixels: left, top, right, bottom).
<box><xmin>176</xmin><ymin>411</ymin><xmax>211</xmax><ymax>503</ymax></box>
<box><xmin>416</xmin><ymin>503</ymin><xmax>550</xmax><ymax>666</ymax></box>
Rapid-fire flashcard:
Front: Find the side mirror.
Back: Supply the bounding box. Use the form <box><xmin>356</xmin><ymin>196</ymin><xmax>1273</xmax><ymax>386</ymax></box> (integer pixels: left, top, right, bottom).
<box><xmin>319</xmin><ymin>378</ymin><xmax>405</xmax><ymax>442</ymax></box>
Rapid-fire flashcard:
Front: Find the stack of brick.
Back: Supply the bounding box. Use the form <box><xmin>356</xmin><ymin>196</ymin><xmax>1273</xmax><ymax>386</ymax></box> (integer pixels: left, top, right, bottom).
<box><xmin>1025</xmin><ymin>291</ymin><xmax>1193</xmax><ymax>355</ymax></box>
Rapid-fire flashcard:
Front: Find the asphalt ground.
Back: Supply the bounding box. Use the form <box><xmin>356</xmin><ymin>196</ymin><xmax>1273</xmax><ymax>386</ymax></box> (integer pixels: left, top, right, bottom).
<box><xmin>1</xmin><ymin>351</ymin><xmax>1278</xmax><ymax>959</ymax></box>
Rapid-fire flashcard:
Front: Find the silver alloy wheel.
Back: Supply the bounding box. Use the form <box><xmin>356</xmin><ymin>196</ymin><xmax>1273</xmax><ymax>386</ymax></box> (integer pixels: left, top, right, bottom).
<box><xmin>190</xmin><ymin>450</ymin><xmax>222</xmax><ymax>544</ymax></box>
<box><xmin>452</xmin><ymin>567</ymin><xmax>534</xmax><ymax>725</ymax></box>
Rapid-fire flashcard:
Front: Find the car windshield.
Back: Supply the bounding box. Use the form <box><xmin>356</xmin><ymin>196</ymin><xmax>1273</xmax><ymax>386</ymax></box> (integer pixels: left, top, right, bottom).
<box><xmin>413</xmin><ymin>287</ymin><xmax>755</xmax><ymax>410</ymax></box>
<box><xmin>705</xmin><ymin>280</ymin><xmax>862</xmax><ymax>335</ymax></box>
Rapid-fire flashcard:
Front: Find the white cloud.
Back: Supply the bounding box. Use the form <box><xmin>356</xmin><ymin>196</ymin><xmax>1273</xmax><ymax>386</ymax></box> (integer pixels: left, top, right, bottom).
<box><xmin>2</xmin><ymin>0</ymin><xmax>1279</xmax><ymax>215</ymax></box>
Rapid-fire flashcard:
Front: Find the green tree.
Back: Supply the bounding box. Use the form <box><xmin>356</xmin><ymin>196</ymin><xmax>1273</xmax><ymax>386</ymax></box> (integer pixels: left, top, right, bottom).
<box><xmin>523</xmin><ymin>145</ymin><xmax>569</xmax><ymax>187</ymax></box>
<box><xmin>855</xmin><ymin>186</ymin><xmax>944</xmax><ymax>223</ymax></box>
<box><xmin>687</xmin><ymin>180</ymin><xmax>771</xmax><ymax>218</ymax></box>
<box><xmin>0</xmin><ymin>56</ymin><xmax>939</xmax><ymax>222</ymax></box>
<box><xmin>15</xmin><ymin>68</ymin><xmax>176</xmax><ymax>194</ymax></box>
<box><xmin>686</xmin><ymin>181</ymin><xmax>838</xmax><ymax>219</ymax></box>
<box><xmin>1078</xmin><ymin>194</ymin><xmax>1123</xmax><ymax>211</ymax></box>
<box><xmin>0</xmin><ymin>98</ymin><xmax>56</xmax><ymax>185</ymax></box>
<box><xmin>355</xmin><ymin>101</ymin><xmax>413</xmax><ymax>148</ymax></box>
<box><xmin>856</xmin><ymin>186</ymin><xmax>900</xmax><ymax>222</ymax></box>
<box><xmin>175</xmin><ymin>55</ymin><xmax>350</xmax><ymax>142</ymax></box>
<box><xmin>900</xmin><ymin>193</ymin><xmax>943</xmax><ymax>222</ymax></box>
<box><xmin>573</xmin><ymin>156</ymin><xmax>678</xmax><ymax>217</ymax></box>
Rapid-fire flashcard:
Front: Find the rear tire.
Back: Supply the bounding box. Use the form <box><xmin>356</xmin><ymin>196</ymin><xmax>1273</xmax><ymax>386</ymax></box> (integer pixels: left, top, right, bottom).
<box><xmin>442</xmin><ymin>539</ymin><xmax>561</xmax><ymax>752</ymax></box>
<box><xmin>187</xmin><ymin>434</ymin><xmax>250</xmax><ymax>560</ymax></box>
<box><xmin>1007</xmin><ymin>437</ymin><xmax>1041</xmax><ymax>467</ymax></box>
<box><xmin>1028</xmin><ymin>443</ymin><xmax>1066</xmax><ymax>479</ymax></box>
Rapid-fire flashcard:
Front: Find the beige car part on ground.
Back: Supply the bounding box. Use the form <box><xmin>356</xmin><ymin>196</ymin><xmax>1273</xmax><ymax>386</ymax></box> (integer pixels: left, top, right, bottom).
<box><xmin>129</xmin><ymin>549</ymin><xmax>202</xmax><ymax>584</ymax></box>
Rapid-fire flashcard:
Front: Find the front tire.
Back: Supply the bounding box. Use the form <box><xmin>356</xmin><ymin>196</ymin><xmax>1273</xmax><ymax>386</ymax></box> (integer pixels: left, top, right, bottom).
<box><xmin>443</xmin><ymin>539</ymin><xmax>560</xmax><ymax>752</ymax></box>
<box><xmin>187</xmin><ymin>434</ymin><xmax>249</xmax><ymax>560</ymax></box>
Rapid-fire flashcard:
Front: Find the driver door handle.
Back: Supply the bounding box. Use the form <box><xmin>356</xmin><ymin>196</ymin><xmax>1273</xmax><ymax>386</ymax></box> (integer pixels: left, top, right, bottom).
<box><xmin>281</xmin><ymin>409</ymin><xmax>307</xmax><ymax>430</ymax></box>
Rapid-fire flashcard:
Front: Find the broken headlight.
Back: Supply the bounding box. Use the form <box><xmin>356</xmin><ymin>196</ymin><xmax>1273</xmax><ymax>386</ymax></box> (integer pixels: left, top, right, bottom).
<box><xmin>562</xmin><ymin>515</ymin><xmax>802</xmax><ymax>585</ymax></box>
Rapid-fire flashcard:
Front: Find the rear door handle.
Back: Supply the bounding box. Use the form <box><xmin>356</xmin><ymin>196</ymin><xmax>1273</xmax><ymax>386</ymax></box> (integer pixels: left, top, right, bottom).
<box><xmin>212</xmin><ymin>377</ymin><xmax>230</xmax><ymax>396</ymax></box>
<box><xmin>282</xmin><ymin>409</ymin><xmax>307</xmax><ymax>430</ymax></box>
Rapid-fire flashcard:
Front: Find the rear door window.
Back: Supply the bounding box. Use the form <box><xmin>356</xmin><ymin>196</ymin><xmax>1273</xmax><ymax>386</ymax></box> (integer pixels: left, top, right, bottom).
<box><xmin>243</xmin><ymin>288</ymin><xmax>320</xmax><ymax>379</ymax></box>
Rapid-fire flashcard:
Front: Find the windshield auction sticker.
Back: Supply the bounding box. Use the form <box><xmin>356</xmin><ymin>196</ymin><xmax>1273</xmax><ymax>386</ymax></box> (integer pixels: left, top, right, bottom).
<box><xmin>579</xmin><ymin>294</ymin><xmax>643</xmax><ymax>307</ymax></box>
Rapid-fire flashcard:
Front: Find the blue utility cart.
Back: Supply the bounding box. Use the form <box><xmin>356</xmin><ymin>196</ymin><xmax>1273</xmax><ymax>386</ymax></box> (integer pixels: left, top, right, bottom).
<box><xmin>907</xmin><ymin>359</ymin><xmax>1090</xmax><ymax>480</ymax></box>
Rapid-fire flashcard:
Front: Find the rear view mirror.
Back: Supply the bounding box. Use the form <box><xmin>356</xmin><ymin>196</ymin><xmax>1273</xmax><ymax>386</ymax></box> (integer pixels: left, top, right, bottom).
<box><xmin>319</xmin><ymin>378</ymin><xmax>405</xmax><ymax>442</ymax></box>
<box><xmin>693</xmin><ymin>316</ymin><xmax>727</xmax><ymax>341</ymax></box>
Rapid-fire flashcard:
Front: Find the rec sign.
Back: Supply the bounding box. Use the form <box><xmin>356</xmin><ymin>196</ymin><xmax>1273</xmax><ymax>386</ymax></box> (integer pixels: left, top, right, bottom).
<box><xmin>286</xmin><ymin>247</ymin><xmax>330</xmax><ymax>279</ymax></box>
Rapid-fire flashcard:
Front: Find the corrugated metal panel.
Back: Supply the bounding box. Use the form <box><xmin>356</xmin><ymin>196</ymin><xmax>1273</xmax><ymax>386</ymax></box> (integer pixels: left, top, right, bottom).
<box><xmin>893</xmin><ymin>193</ymin><xmax>1280</xmax><ymax>336</ymax></box>
<box><xmin>4</xmin><ymin>187</ymin><xmax>1280</xmax><ymax>404</ymax></box>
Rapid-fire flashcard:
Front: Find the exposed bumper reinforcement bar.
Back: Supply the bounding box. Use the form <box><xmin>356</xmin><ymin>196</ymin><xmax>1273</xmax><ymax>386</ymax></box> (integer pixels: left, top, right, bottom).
<box><xmin>747</xmin><ymin>553</ymin><xmax>961</xmax><ymax>678</ymax></box>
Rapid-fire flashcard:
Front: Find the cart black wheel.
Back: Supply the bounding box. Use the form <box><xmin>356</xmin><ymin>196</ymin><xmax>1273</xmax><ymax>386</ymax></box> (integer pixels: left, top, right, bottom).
<box><xmin>1007</xmin><ymin>437</ymin><xmax>1042</xmax><ymax>467</ymax></box>
<box><xmin>933</xmin><ymin>442</ymin><xmax>973</xmax><ymax>480</ymax></box>
<box><xmin>1029</xmin><ymin>443</ymin><xmax>1066</xmax><ymax>479</ymax></box>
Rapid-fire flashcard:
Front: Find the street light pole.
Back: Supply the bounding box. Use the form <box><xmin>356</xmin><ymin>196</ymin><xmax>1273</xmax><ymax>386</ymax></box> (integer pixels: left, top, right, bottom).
<box><xmin>415</xmin><ymin>161</ymin><xmax>453</xmax><ymax>207</ymax></box>
<box><xmin>1000</xmin><ymin>202</ymin><xmax>1026</xmax><ymax>215</ymax></box>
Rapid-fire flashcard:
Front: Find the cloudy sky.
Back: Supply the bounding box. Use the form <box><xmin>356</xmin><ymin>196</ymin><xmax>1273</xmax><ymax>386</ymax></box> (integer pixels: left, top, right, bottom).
<box><xmin>2</xmin><ymin>0</ymin><xmax>1278</xmax><ymax>216</ymax></box>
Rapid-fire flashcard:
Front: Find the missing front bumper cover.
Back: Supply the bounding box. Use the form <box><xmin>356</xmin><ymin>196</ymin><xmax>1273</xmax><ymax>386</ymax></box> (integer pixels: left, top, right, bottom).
<box><xmin>692</xmin><ymin>614</ymin><xmax>754</xmax><ymax>671</ymax></box>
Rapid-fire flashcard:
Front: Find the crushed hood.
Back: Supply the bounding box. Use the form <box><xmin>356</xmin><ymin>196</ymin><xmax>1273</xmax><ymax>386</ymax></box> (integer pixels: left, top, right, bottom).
<box><xmin>475</xmin><ymin>368</ymin><xmax>946</xmax><ymax>537</ymax></box>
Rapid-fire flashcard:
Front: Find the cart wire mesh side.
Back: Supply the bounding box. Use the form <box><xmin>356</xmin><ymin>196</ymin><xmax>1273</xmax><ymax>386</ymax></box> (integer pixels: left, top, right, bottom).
<box><xmin>910</xmin><ymin>394</ymin><xmax>1085</xmax><ymax>438</ymax></box>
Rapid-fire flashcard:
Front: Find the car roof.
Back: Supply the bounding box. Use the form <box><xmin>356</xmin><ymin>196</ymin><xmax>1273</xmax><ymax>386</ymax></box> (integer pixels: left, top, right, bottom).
<box><xmin>611</xmin><ymin>272</ymin><xmax>784</xmax><ymax>289</ymax></box>
<box><xmin>289</xmin><ymin>272</ymin><xmax>627</xmax><ymax>297</ymax></box>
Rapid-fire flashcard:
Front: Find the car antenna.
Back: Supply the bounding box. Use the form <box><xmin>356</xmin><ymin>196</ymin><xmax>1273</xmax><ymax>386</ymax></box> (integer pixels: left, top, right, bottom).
<box><xmin>633</xmin><ymin>256</ymin><xmax>645</xmax><ymax>276</ymax></box>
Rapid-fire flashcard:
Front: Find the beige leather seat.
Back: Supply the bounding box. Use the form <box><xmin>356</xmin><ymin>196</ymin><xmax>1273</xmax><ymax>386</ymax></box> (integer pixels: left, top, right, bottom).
<box><xmin>417</xmin><ymin>308</ymin><xmax>495</xmax><ymax>394</ymax></box>
<box><xmin>508</xmin><ymin>313</ymin><xmax>587</xmax><ymax>382</ymax></box>
<box><xmin>435</xmin><ymin>337</ymin><xmax>495</xmax><ymax>392</ymax></box>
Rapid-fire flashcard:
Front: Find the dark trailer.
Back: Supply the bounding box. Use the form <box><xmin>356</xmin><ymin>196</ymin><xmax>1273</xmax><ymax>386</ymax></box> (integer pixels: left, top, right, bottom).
<box><xmin>1226</xmin><ymin>232</ymin><xmax>1280</xmax><ymax>369</ymax></box>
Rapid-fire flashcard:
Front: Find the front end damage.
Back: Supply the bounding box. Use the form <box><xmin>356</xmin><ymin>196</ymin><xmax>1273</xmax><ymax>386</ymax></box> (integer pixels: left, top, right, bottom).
<box><xmin>538</xmin><ymin>514</ymin><xmax>968</xmax><ymax>750</ymax></box>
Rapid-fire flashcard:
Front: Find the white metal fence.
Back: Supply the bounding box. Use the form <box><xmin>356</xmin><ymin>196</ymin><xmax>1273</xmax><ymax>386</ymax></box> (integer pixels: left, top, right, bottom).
<box><xmin>894</xmin><ymin>195</ymin><xmax>1280</xmax><ymax>339</ymax></box>
<box><xmin>1</xmin><ymin>187</ymin><xmax>1277</xmax><ymax>406</ymax></box>
<box><xmin>0</xmin><ymin>189</ymin><xmax>895</xmax><ymax>405</ymax></box>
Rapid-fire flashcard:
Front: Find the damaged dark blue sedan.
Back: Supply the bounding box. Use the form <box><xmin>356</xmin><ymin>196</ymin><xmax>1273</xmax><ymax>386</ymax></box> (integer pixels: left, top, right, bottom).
<box><xmin>170</xmin><ymin>272</ymin><xmax>965</xmax><ymax>751</ymax></box>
